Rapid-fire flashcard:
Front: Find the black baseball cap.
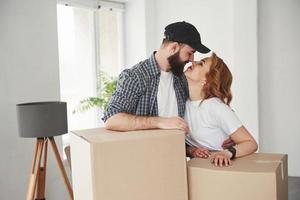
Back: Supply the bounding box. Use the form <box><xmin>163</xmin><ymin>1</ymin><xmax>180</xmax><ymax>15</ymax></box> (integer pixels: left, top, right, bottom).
<box><xmin>164</xmin><ymin>21</ymin><xmax>210</xmax><ymax>53</ymax></box>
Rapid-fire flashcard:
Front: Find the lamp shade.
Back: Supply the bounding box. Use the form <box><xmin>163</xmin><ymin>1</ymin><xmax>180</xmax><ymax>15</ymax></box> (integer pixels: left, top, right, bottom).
<box><xmin>16</xmin><ymin>101</ymin><xmax>68</xmax><ymax>138</ymax></box>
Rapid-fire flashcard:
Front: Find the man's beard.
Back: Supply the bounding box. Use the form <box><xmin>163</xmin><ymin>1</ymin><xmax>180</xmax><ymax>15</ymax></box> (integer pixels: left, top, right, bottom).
<box><xmin>168</xmin><ymin>51</ymin><xmax>187</xmax><ymax>77</ymax></box>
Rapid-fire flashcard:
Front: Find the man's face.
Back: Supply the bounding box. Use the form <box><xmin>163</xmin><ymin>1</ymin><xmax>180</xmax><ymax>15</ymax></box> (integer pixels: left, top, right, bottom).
<box><xmin>168</xmin><ymin>44</ymin><xmax>195</xmax><ymax>76</ymax></box>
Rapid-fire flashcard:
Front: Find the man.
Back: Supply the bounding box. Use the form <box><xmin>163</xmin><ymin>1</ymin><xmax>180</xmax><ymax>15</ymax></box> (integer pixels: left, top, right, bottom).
<box><xmin>102</xmin><ymin>21</ymin><xmax>210</xmax><ymax>132</ymax></box>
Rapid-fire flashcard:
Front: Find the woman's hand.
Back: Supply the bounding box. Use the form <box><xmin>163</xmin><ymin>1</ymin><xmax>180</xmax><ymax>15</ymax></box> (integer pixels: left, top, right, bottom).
<box><xmin>210</xmin><ymin>150</ymin><xmax>232</xmax><ymax>167</ymax></box>
<box><xmin>191</xmin><ymin>147</ymin><xmax>211</xmax><ymax>158</ymax></box>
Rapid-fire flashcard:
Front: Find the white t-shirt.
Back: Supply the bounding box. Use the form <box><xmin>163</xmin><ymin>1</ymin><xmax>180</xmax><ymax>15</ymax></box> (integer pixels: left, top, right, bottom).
<box><xmin>157</xmin><ymin>71</ymin><xmax>178</xmax><ymax>117</ymax></box>
<box><xmin>184</xmin><ymin>97</ymin><xmax>242</xmax><ymax>151</ymax></box>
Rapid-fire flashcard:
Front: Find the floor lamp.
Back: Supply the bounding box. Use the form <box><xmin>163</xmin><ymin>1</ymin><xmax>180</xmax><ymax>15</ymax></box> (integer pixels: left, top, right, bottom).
<box><xmin>16</xmin><ymin>101</ymin><xmax>73</xmax><ymax>200</ymax></box>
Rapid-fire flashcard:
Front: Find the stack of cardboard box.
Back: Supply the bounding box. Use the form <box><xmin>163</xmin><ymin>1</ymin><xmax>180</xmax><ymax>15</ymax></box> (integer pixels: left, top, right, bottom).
<box><xmin>70</xmin><ymin>128</ymin><xmax>288</xmax><ymax>200</ymax></box>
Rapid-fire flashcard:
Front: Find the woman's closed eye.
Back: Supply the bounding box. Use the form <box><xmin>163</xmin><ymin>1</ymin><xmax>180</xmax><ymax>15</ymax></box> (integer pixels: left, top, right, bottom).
<box><xmin>199</xmin><ymin>61</ymin><xmax>204</xmax><ymax>66</ymax></box>
<box><xmin>195</xmin><ymin>61</ymin><xmax>203</xmax><ymax>67</ymax></box>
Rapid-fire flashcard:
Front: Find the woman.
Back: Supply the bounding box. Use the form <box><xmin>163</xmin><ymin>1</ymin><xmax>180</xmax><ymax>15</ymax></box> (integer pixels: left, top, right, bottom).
<box><xmin>184</xmin><ymin>53</ymin><xmax>257</xmax><ymax>167</ymax></box>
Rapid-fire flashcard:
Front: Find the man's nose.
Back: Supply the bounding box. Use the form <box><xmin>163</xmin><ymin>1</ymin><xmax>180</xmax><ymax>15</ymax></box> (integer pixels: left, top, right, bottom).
<box><xmin>189</xmin><ymin>54</ymin><xmax>194</xmax><ymax>62</ymax></box>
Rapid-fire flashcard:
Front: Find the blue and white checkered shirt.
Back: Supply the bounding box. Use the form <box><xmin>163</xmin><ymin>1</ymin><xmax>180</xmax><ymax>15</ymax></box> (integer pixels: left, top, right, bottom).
<box><xmin>102</xmin><ymin>53</ymin><xmax>189</xmax><ymax>122</ymax></box>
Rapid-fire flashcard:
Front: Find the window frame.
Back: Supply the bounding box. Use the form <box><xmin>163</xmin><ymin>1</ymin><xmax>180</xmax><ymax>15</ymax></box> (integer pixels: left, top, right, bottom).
<box><xmin>56</xmin><ymin>0</ymin><xmax>125</xmax><ymax>151</ymax></box>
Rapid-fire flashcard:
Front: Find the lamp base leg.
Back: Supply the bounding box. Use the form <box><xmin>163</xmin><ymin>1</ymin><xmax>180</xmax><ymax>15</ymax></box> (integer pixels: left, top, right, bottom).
<box><xmin>49</xmin><ymin>137</ymin><xmax>74</xmax><ymax>200</ymax></box>
<box><xmin>26</xmin><ymin>138</ymin><xmax>44</xmax><ymax>200</ymax></box>
<box><xmin>26</xmin><ymin>137</ymin><xmax>73</xmax><ymax>200</ymax></box>
<box><xmin>36</xmin><ymin>138</ymin><xmax>48</xmax><ymax>200</ymax></box>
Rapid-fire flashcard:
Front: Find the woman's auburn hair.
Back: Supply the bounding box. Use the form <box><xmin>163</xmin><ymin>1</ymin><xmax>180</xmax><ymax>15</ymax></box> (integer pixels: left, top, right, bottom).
<box><xmin>202</xmin><ymin>53</ymin><xmax>233</xmax><ymax>106</ymax></box>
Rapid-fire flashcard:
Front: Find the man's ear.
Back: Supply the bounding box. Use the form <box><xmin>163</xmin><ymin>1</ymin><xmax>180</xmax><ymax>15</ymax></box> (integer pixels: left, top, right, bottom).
<box><xmin>168</xmin><ymin>42</ymin><xmax>180</xmax><ymax>55</ymax></box>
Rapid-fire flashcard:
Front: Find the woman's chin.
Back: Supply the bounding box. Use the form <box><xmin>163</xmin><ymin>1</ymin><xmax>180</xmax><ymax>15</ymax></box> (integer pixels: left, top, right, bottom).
<box><xmin>184</xmin><ymin>71</ymin><xmax>189</xmax><ymax>77</ymax></box>
<box><xmin>184</xmin><ymin>74</ymin><xmax>192</xmax><ymax>83</ymax></box>
<box><xmin>184</xmin><ymin>69</ymin><xmax>192</xmax><ymax>76</ymax></box>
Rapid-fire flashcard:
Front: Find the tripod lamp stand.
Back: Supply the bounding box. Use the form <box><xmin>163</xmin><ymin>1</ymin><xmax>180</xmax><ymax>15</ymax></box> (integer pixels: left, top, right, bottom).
<box><xmin>16</xmin><ymin>101</ymin><xmax>73</xmax><ymax>200</ymax></box>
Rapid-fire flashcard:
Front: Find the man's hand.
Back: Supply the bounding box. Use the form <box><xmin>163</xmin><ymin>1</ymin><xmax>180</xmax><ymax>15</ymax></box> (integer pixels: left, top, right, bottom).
<box><xmin>191</xmin><ymin>147</ymin><xmax>211</xmax><ymax>158</ymax></box>
<box><xmin>222</xmin><ymin>138</ymin><xmax>235</xmax><ymax>149</ymax></box>
<box><xmin>155</xmin><ymin>117</ymin><xmax>189</xmax><ymax>134</ymax></box>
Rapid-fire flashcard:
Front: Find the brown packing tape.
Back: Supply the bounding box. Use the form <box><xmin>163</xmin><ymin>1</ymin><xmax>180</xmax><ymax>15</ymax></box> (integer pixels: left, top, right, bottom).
<box><xmin>255</xmin><ymin>160</ymin><xmax>285</xmax><ymax>180</ymax></box>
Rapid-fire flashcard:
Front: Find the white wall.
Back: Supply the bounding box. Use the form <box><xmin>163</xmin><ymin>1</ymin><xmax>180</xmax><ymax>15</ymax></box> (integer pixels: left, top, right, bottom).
<box><xmin>258</xmin><ymin>0</ymin><xmax>300</xmax><ymax>176</ymax></box>
<box><xmin>0</xmin><ymin>0</ymin><xmax>69</xmax><ymax>199</ymax></box>
<box><xmin>124</xmin><ymin>0</ymin><xmax>147</xmax><ymax>67</ymax></box>
<box><xmin>143</xmin><ymin>0</ymin><xmax>259</xmax><ymax>141</ymax></box>
<box><xmin>232</xmin><ymin>0</ymin><xmax>259</xmax><ymax>143</ymax></box>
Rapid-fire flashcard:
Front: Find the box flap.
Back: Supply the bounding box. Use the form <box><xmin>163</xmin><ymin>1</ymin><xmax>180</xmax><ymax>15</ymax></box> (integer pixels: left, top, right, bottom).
<box><xmin>188</xmin><ymin>153</ymin><xmax>287</xmax><ymax>174</ymax></box>
<box><xmin>71</xmin><ymin>128</ymin><xmax>184</xmax><ymax>143</ymax></box>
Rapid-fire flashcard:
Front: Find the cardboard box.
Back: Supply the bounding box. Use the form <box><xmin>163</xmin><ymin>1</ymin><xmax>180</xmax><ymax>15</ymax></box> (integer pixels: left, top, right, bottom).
<box><xmin>187</xmin><ymin>153</ymin><xmax>288</xmax><ymax>200</ymax></box>
<box><xmin>70</xmin><ymin>128</ymin><xmax>188</xmax><ymax>200</ymax></box>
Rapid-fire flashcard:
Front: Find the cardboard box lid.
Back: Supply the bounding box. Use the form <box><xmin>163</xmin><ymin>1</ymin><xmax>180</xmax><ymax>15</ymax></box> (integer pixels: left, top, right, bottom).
<box><xmin>188</xmin><ymin>153</ymin><xmax>287</xmax><ymax>174</ymax></box>
<box><xmin>71</xmin><ymin>128</ymin><xmax>185</xmax><ymax>143</ymax></box>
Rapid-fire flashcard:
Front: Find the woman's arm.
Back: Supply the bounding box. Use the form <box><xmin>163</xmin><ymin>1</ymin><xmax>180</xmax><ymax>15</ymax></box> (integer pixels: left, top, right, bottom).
<box><xmin>230</xmin><ymin>125</ymin><xmax>258</xmax><ymax>158</ymax></box>
<box><xmin>210</xmin><ymin>126</ymin><xmax>258</xmax><ymax>167</ymax></box>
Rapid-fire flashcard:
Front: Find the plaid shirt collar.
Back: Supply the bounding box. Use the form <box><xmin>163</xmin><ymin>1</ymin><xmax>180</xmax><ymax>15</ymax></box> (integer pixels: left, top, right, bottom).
<box><xmin>148</xmin><ymin>52</ymin><xmax>161</xmax><ymax>77</ymax></box>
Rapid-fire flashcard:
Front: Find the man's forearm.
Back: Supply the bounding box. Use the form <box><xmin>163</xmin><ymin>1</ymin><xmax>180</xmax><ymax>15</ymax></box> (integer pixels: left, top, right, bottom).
<box><xmin>104</xmin><ymin>113</ymin><xmax>160</xmax><ymax>131</ymax></box>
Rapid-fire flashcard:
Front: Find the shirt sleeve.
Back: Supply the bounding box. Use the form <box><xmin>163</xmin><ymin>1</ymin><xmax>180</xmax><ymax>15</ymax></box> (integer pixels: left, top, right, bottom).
<box><xmin>102</xmin><ymin>69</ymin><xmax>142</xmax><ymax>122</ymax></box>
<box><xmin>213</xmin><ymin>103</ymin><xmax>243</xmax><ymax>136</ymax></box>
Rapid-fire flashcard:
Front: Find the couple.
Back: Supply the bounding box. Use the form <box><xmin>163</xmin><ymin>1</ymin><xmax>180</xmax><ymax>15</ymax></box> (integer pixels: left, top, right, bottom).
<box><xmin>102</xmin><ymin>21</ymin><xmax>257</xmax><ymax>167</ymax></box>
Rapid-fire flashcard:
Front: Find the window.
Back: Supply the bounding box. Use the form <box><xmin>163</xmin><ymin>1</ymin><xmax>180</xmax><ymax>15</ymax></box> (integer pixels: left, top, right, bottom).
<box><xmin>56</xmin><ymin>1</ymin><xmax>124</xmax><ymax>148</ymax></box>
<box><xmin>97</xmin><ymin>10</ymin><xmax>124</xmax><ymax>77</ymax></box>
